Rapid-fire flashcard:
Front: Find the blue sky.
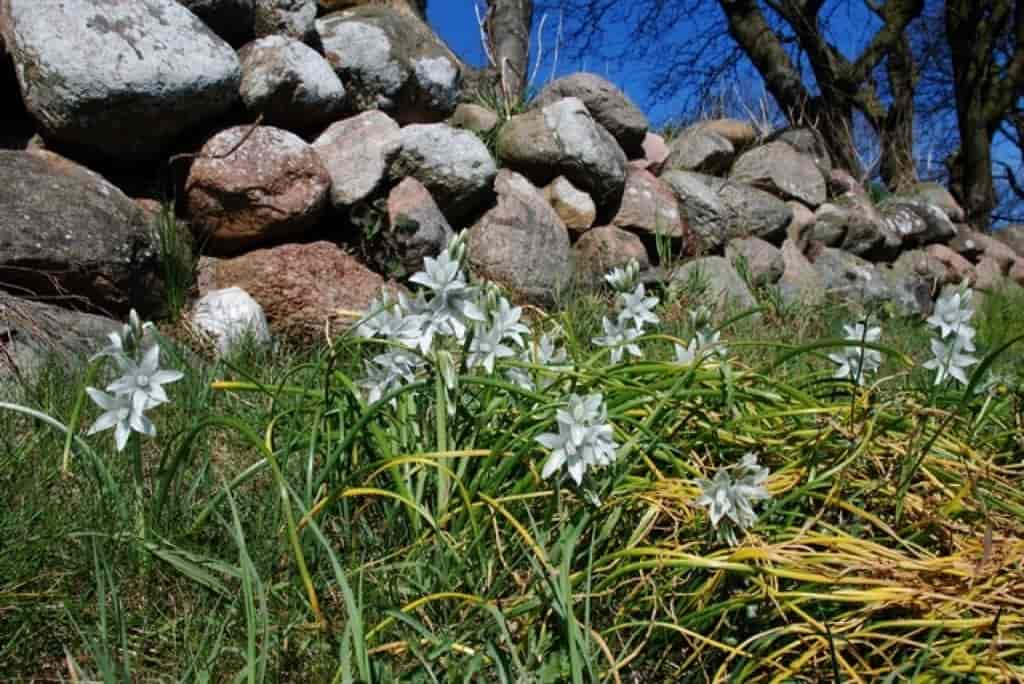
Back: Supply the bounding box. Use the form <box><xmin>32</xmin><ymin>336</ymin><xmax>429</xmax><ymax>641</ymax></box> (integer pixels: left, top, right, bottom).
<box><xmin>426</xmin><ymin>2</ymin><xmax>672</xmax><ymax>121</ymax></box>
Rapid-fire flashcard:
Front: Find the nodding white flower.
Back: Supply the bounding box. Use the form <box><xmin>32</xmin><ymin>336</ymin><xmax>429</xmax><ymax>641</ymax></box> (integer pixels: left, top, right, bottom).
<box><xmin>85</xmin><ymin>388</ymin><xmax>155</xmax><ymax>452</ymax></box>
<box><xmin>604</xmin><ymin>259</ymin><xmax>640</xmax><ymax>293</ymax></box>
<box><xmin>535</xmin><ymin>393</ymin><xmax>617</xmax><ymax>485</ymax></box>
<box><xmin>695</xmin><ymin>453</ymin><xmax>771</xmax><ymax>546</ymax></box>
<box><xmin>927</xmin><ymin>287</ymin><xmax>974</xmax><ymax>339</ymax></box>
<box><xmin>506</xmin><ymin>332</ymin><xmax>569</xmax><ymax>390</ymax></box>
<box><xmin>468</xmin><ymin>322</ymin><xmax>517</xmax><ymax>374</ymax></box>
<box><xmin>689</xmin><ymin>305</ymin><xmax>713</xmax><ymax>330</ymax></box>
<box><xmin>105</xmin><ymin>344</ymin><xmax>183</xmax><ymax>411</ymax></box>
<box><xmin>91</xmin><ymin>308</ymin><xmax>153</xmax><ymax>365</ymax></box>
<box><xmin>828</xmin><ymin>321</ymin><xmax>883</xmax><ymax>383</ymax></box>
<box><xmin>593</xmin><ymin>316</ymin><xmax>643</xmax><ymax>363</ymax></box>
<box><xmin>923</xmin><ymin>336</ymin><xmax>978</xmax><ymax>386</ymax></box>
<box><xmin>490</xmin><ymin>297</ymin><xmax>530</xmax><ymax>347</ymax></box>
<box><xmin>408</xmin><ymin>246</ymin><xmax>485</xmax><ymax>348</ymax></box>
<box><xmin>674</xmin><ymin>339</ymin><xmax>699</xmax><ymax>365</ymax></box>
<box><xmin>356</xmin><ymin>292</ymin><xmax>427</xmax><ymax>350</ymax></box>
<box><xmin>359</xmin><ymin>349</ymin><xmax>423</xmax><ymax>405</ymax></box>
<box><xmin>617</xmin><ymin>283</ymin><xmax>659</xmax><ymax>331</ymax></box>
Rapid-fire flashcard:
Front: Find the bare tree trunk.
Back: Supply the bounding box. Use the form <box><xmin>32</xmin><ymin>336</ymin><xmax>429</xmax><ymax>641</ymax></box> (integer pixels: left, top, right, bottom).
<box><xmin>878</xmin><ymin>36</ymin><xmax>918</xmax><ymax>191</ymax></box>
<box><xmin>484</xmin><ymin>0</ymin><xmax>534</xmax><ymax>99</ymax></box>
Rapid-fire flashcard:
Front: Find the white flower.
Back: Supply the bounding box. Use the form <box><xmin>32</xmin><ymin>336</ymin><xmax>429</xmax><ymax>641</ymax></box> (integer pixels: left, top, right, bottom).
<box><xmin>356</xmin><ymin>293</ymin><xmax>427</xmax><ymax>350</ymax></box>
<box><xmin>617</xmin><ymin>283</ymin><xmax>659</xmax><ymax>331</ymax></box>
<box><xmin>604</xmin><ymin>259</ymin><xmax>639</xmax><ymax>293</ymax></box>
<box><xmin>923</xmin><ymin>336</ymin><xmax>978</xmax><ymax>386</ymax></box>
<box><xmin>468</xmin><ymin>322</ymin><xmax>517</xmax><ymax>374</ymax></box>
<box><xmin>927</xmin><ymin>288</ymin><xmax>974</xmax><ymax>339</ymax></box>
<box><xmin>674</xmin><ymin>339</ymin><xmax>699</xmax><ymax>365</ymax></box>
<box><xmin>85</xmin><ymin>387</ymin><xmax>155</xmax><ymax>452</ymax></box>
<box><xmin>506</xmin><ymin>332</ymin><xmax>569</xmax><ymax>390</ymax></box>
<box><xmin>828</xmin><ymin>321</ymin><xmax>883</xmax><ymax>383</ymax></box>
<box><xmin>695</xmin><ymin>453</ymin><xmax>771</xmax><ymax>546</ymax></box>
<box><xmin>106</xmin><ymin>344</ymin><xmax>183</xmax><ymax>410</ymax></box>
<box><xmin>408</xmin><ymin>248</ymin><xmax>485</xmax><ymax>348</ymax></box>
<box><xmin>359</xmin><ymin>349</ymin><xmax>423</xmax><ymax>405</ymax></box>
<box><xmin>91</xmin><ymin>308</ymin><xmax>153</xmax><ymax>365</ymax></box>
<box><xmin>535</xmin><ymin>393</ymin><xmax>617</xmax><ymax>485</ymax></box>
<box><xmin>593</xmin><ymin>316</ymin><xmax>643</xmax><ymax>363</ymax></box>
<box><xmin>490</xmin><ymin>297</ymin><xmax>530</xmax><ymax>347</ymax></box>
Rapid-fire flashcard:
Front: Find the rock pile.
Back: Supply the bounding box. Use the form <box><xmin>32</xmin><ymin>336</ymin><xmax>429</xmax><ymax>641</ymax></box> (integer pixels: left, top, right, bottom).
<box><xmin>2</xmin><ymin>0</ymin><xmax>1023</xmax><ymax>366</ymax></box>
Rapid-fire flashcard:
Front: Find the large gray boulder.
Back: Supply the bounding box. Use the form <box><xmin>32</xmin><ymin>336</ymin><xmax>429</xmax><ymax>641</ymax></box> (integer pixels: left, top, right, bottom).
<box><xmin>662</xmin><ymin>171</ymin><xmax>793</xmax><ymax>249</ymax></box>
<box><xmin>730</xmin><ymin>141</ymin><xmax>827</xmax><ymax>208</ymax></box>
<box><xmin>178</xmin><ymin>0</ymin><xmax>255</xmax><ymax>46</ymax></box>
<box><xmin>726</xmin><ymin>236</ymin><xmax>784</xmax><ymax>287</ymax></box>
<box><xmin>670</xmin><ymin>256</ymin><xmax>758</xmax><ymax>314</ymax></box>
<box><xmin>901</xmin><ymin>182</ymin><xmax>965</xmax><ymax>223</ymax></box>
<box><xmin>313</xmin><ymin>110</ymin><xmax>402</xmax><ymax>209</ymax></box>
<box><xmin>254</xmin><ymin>0</ymin><xmax>317</xmax><ymax>44</ymax></box>
<box><xmin>877</xmin><ymin>198</ymin><xmax>957</xmax><ymax>247</ymax></box>
<box><xmin>1</xmin><ymin>293</ymin><xmax>121</xmax><ymax>378</ymax></box>
<box><xmin>0</xmin><ymin>151</ymin><xmax>166</xmax><ymax>316</ymax></box>
<box><xmin>1</xmin><ymin>0</ymin><xmax>241</xmax><ymax>162</ymax></box>
<box><xmin>809</xmin><ymin>247</ymin><xmax>928</xmax><ymax>314</ymax></box>
<box><xmin>317</xmin><ymin>7</ymin><xmax>461</xmax><ymax>123</ymax></box>
<box><xmin>497</xmin><ymin>97</ymin><xmax>627</xmax><ymax>210</ymax></box>
<box><xmin>664</xmin><ymin>126</ymin><xmax>735</xmax><ymax>175</ymax></box>
<box><xmin>466</xmin><ymin>170</ymin><xmax>573</xmax><ymax>305</ymax></box>
<box><xmin>389</xmin><ymin>123</ymin><xmax>496</xmax><ymax>222</ymax></box>
<box><xmin>770</xmin><ymin>128</ymin><xmax>832</xmax><ymax>177</ymax></box>
<box><xmin>238</xmin><ymin>35</ymin><xmax>346</xmax><ymax>130</ymax></box>
<box><xmin>531</xmin><ymin>72</ymin><xmax>649</xmax><ymax>158</ymax></box>
<box><xmin>813</xmin><ymin>194</ymin><xmax>902</xmax><ymax>259</ymax></box>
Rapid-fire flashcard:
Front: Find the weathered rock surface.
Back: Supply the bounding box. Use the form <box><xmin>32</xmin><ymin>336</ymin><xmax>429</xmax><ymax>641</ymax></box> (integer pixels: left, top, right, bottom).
<box><xmin>877</xmin><ymin>199</ymin><xmax>957</xmax><ymax>248</ymax></box>
<box><xmin>573</xmin><ymin>225</ymin><xmax>651</xmax><ymax>287</ymax></box>
<box><xmin>949</xmin><ymin>227</ymin><xmax>1018</xmax><ymax>270</ymax></box>
<box><xmin>809</xmin><ymin>247</ymin><xmax>929</xmax><ymax>314</ymax></box>
<box><xmin>697</xmin><ymin>119</ymin><xmax>758</xmax><ymax>151</ymax></box>
<box><xmin>466</xmin><ymin>170</ymin><xmax>573</xmax><ymax>305</ymax></box>
<box><xmin>925</xmin><ymin>244</ymin><xmax>976</xmax><ymax>284</ymax></box>
<box><xmin>190</xmin><ymin>286</ymin><xmax>271</xmax><ymax>356</ymax></box>
<box><xmin>778</xmin><ymin>238</ymin><xmax>825</xmax><ymax>306</ymax></box>
<box><xmin>671</xmin><ymin>256</ymin><xmax>758</xmax><ymax>313</ymax></box>
<box><xmin>662</xmin><ymin>171</ymin><xmax>793</xmax><ymax>250</ymax></box>
<box><xmin>389</xmin><ymin>123</ymin><xmax>496</xmax><ymax>221</ymax></box>
<box><xmin>1</xmin><ymin>292</ymin><xmax>121</xmax><ymax>376</ymax></box>
<box><xmin>317</xmin><ymin>7</ymin><xmax>461</xmax><ymax>123</ymax></box>
<box><xmin>786</xmin><ymin>201</ymin><xmax>816</xmax><ymax>250</ymax></box>
<box><xmin>0</xmin><ymin>150</ymin><xmax>165</xmax><ymax>316</ymax></box>
<box><xmin>544</xmin><ymin>176</ymin><xmax>596</xmax><ymax>233</ymax></box>
<box><xmin>726</xmin><ymin>237</ymin><xmax>784</xmax><ymax>287</ymax></box>
<box><xmin>813</xmin><ymin>194</ymin><xmax>901</xmax><ymax>259</ymax></box>
<box><xmin>254</xmin><ymin>0</ymin><xmax>317</xmax><ymax>43</ymax></box>
<box><xmin>185</xmin><ymin>126</ymin><xmax>330</xmax><ymax>254</ymax></box>
<box><xmin>664</xmin><ymin>126</ymin><xmax>735</xmax><ymax>175</ymax></box>
<box><xmin>2</xmin><ymin>0</ymin><xmax>241</xmax><ymax>162</ymax></box>
<box><xmin>238</xmin><ymin>35</ymin><xmax>346</xmax><ymax>130</ymax></box>
<box><xmin>179</xmin><ymin>0</ymin><xmax>255</xmax><ymax>46</ymax></box>
<box><xmin>208</xmin><ymin>241</ymin><xmax>391</xmax><ymax>337</ymax></box>
<box><xmin>902</xmin><ymin>182</ymin><xmax>965</xmax><ymax>223</ymax></box>
<box><xmin>611</xmin><ymin>167</ymin><xmax>689</xmax><ymax>239</ymax></box>
<box><xmin>531</xmin><ymin>72</ymin><xmax>649</xmax><ymax>157</ymax></box>
<box><xmin>448</xmin><ymin>103</ymin><xmax>499</xmax><ymax>134</ymax></box>
<box><xmin>497</xmin><ymin>97</ymin><xmax>627</xmax><ymax>209</ymax></box>
<box><xmin>386</xmin><ymin>177</ymin><xmax>453</xmax><ymax>275</ymax></box>
<box><xmin>639</xmin><ymin>132</ymin><xmax>670</xmax><ymax>174</ymax></box>
<box><xmin>771</xmin><ymin>128</ymin><xmax>832</xmax><ymax>177</ymax></box>
<box><xmin>313</xmin><ymin>111</ymin><xmax>401</xmax><ymax>209</ymax></box>
<box><xmin>730</xmin><ymin>141</ymin><xmax>827</xmax><ymax>207</ymax></box>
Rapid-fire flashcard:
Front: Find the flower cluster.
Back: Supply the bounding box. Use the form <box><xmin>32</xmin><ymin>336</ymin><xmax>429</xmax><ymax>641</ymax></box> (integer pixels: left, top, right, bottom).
<box><xmin>595</xmin><ymin>259</ymin><xmax>660</xmax><ymax>363</ymax></box>
<box><xmin>923</xmin><ymin>285</ymin><xmax>978</xmax><ymax>386</ymax></box>
<box><xmin>87</xmin><ymin>310</ymin><xmax>183</xmax><ymax>451</ymax></box>
<box><xmin>505</xmin><ymin>331</ymin><xmax>569</xmax><ymax>392</ymax></box>
<box><xmin>828</xmin><ymin>320</ymin><xmax>882</xmax><ymax>384</ymax></box>
<box><xmin>535</xmin><ymin>393</ymin><xmax>617</xmax><ymax>485</ymax></box>
<box><xmin>673</xmin><ymin>306</ymin><xmax>726</xmax><ymax>365</ymax></box>
<box><xmin>695</xmin><ymin>453</ymin><xmax>772</xmax><ymax>546</ymax></box>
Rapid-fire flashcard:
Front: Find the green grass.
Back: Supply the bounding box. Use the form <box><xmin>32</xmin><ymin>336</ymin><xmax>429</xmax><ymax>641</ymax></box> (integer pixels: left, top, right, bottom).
<box><xmin>2</xmin><ymin>281</ymin><xmax>1024</xmax><ymax>682</ymax></box>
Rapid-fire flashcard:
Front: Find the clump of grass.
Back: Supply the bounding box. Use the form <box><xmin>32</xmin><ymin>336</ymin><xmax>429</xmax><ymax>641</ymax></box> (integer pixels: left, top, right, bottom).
<box><xmin>2</xmin><ymin>257</ymin><xmax>1023</xmax><ymax>681</ymax></box>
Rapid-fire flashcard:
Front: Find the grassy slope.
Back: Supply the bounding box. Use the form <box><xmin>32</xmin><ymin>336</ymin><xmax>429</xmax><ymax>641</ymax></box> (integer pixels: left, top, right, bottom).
<box><xmin>2</xmin><ymin>280</ymin><xmax>1023</xmax><ymax>682</ymax></box>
